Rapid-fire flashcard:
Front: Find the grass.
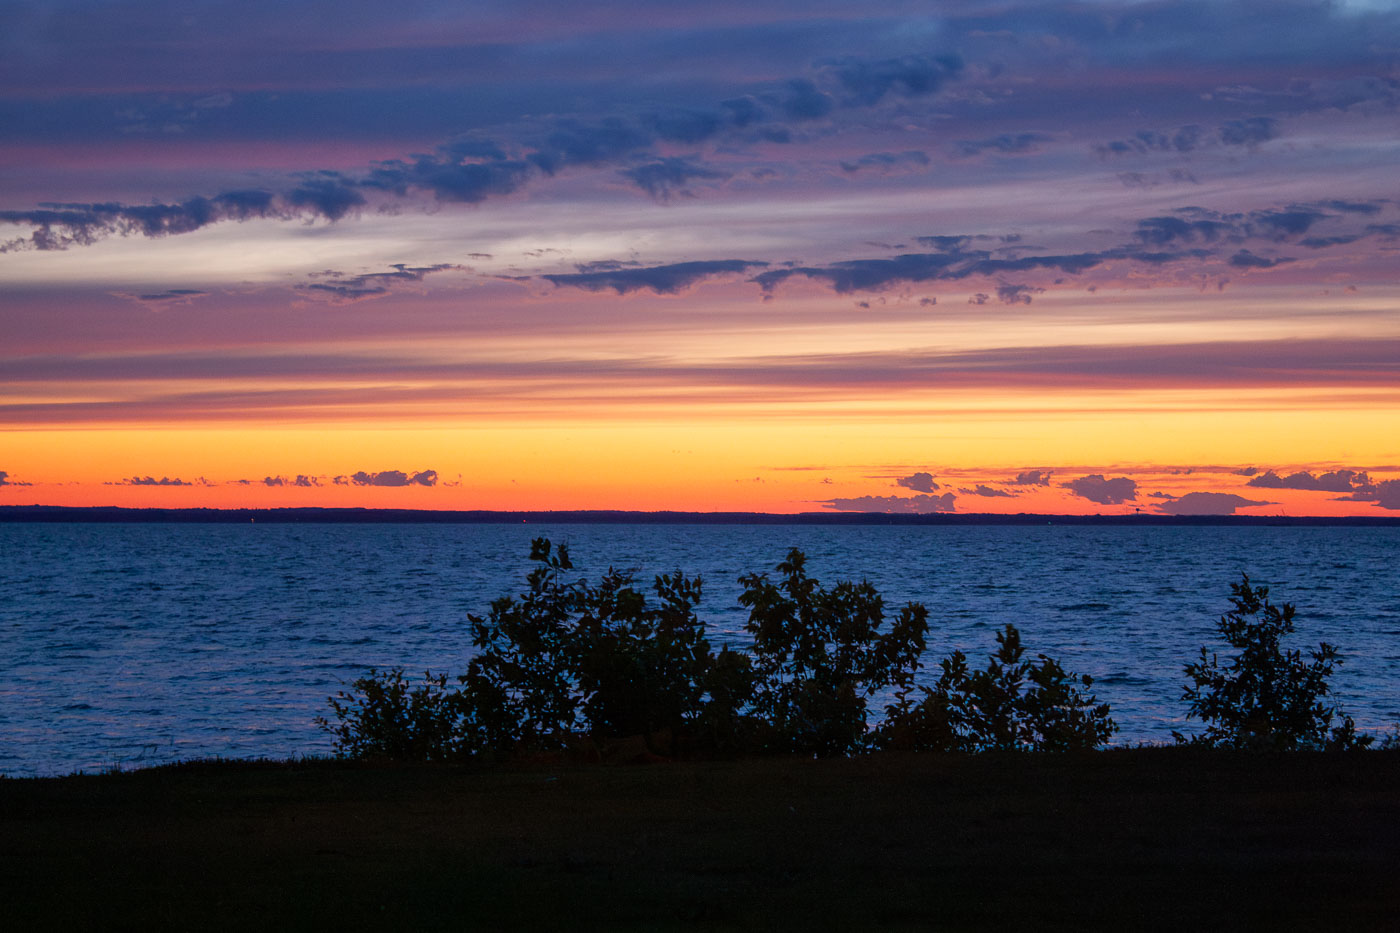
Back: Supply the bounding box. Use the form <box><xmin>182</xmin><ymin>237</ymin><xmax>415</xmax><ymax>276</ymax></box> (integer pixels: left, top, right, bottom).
<box><xmin>3</xmin><ymin>748</ymin><xmax>1399</xmax><ymax>930</ymax></box>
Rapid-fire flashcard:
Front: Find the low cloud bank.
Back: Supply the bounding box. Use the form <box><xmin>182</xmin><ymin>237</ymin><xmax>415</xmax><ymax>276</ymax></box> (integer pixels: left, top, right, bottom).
<box><xmin>1156</xmin><ymin>492</ymin><xmax>1271</xmax><ymax>515</ymax></box>
<box><xmin>824</xmin><ymin>492</ymin><xmax>956</xmax><ymax>513</ymax></box>
<box><xmin>334</xmin><ymin>469</ymin><xmax>438</xmax><ymax>487</ymax></box>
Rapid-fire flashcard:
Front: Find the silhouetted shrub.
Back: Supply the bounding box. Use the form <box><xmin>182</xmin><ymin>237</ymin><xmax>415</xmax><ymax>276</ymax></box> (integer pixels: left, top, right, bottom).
<box><xmin>1176</xmin><ymin>573</ymin><xmax>1371</xmax><ymax>750</ymax></box>
<box><xmin>739</xmin><ymin>548</ymin><xmax>928</xmax><ymax>756</ymax></box>
<box><xmin>570</xmin><ymin>567</ymin><xmax>714</xmax><ymax>741</ymax></box>
<box><xmin>460</xmin><ymin>539</ymin><xmax>585</xmax><ymax>753</ymax></box>
<box><xmin>315</xmin><ymin>668</ymin><xmax>463</xmax><ymax>762</ymax></box>
<box><xmin>455</xmin><ymin>539</ymin><xmax>758</xmax><ymax>757</ymax></box>
<box><xmin>876</xmin><ymin>624</ymin><xmax>1117</xmax><ymax>752</ymax></box>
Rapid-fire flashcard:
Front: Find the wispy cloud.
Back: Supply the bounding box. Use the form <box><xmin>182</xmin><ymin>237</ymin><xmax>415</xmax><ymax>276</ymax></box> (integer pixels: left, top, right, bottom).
<box><xmin>300</xmin><ymin>263</ymin><xmax>462</xmax><ymax>302</ymax></box>
<box><xmin>542</xmin><ymin>260</ymin><xmax>769</xmax><ymax>295</ymax></box>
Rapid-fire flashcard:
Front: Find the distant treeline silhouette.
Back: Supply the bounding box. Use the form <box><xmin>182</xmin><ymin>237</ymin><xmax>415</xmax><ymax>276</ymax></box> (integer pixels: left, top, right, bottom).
<box><xmin>318</xmin><ymin>540</ymin><xmax>1371</xmax><ymax>761</ymax></box>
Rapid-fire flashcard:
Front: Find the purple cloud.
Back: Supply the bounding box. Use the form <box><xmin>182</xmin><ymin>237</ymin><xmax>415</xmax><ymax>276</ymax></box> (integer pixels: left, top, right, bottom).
<box><xmin>1096</xmin><ymin>117</ymin><xmax>1278</xmax><ymax>158</ymax></box>
<box><xmin>1229</xmin><ymin>250</ymin><xmax>1293</xmax><ymax>269</ymax></box>
<box><xmin>1063</xmin><ymin>474</ymin><xmax>1138</xmax><ymax>506</ymax></box>
<box><xmin>620</xmin><ymin>157</ymin><xmax>729</xmax><ymax>201</ymax></box>
<box><xmin>961</xmin><ymin>485</ymin><xmax>1014</xmax><ymax>498</ymax></box>
<box><xmin>335</xmin><ymin>469</ymin><xmax>438</xmax><ymax>487</ymax></box>
<box><xmin>895</xmin><ymin>472</ymin><xmax>939</xmax><ymax>493</ymax></box>
<box><xmin>110</xmin><ymin>476</ymin><xmax>205</xmax><ymax>486</ymax></box>
<box><xmin>1</xmin><ymin>191</ymin><xmax>284</xmax><ymax>253</ymax></box>
<box><xmin>995</xmin><ymin>284</ymin><xmax>1042</xmax><ymax>305</ymax></box>
<box><xmin>1156</xmin><ymin>492</ymin><xmax>1271</xmax><ymax>515</ymax></box>
<box><xmin>827</xmin><ymin>54</ymin><xmax>963</xmax><ymax>106</ymax></box>
<box><xmin>1246</xmin><ymin>469</ymin><xmax>1371</xmax><ymax>492</ymax></box>
<box><xmin>262</xmin><ymin>475</ymin><xmax>321</xmax><ymax>487</ymax></box>
<box><xmin>955</xmin><ymin>132</ymin><xmax>1053</xmax><ymax>158</ymax></box>
<box><xmin>824</xmin><ymin>493</ymin><xmax>956</xmax><ymax>514</ymax></box>
<box><xmin>544</xmin><ymin>260</ymin><xmax>768</xmax><ymax>295</ymax></box>
<box><xmin>1334</xmin><ymin>479</ymin><xmax>1400</xmax><ymax>510</ymax></box>
<box><xmin>300</xmin><ymin>263</ymin><xmax>461</xmax><ymax>302</ymax></box>
<box><xmin>839</xmin><ymin>150</ymin><xmax>931</xmax><ymax>174</ymax></box>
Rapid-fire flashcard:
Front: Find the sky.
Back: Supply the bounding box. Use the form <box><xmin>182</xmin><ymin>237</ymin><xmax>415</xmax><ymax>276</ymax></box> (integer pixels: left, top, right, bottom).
<box><xmin>2</xmin><ymin>0</ymin><xmax>1399</xmax><ymax>516</ymax></box>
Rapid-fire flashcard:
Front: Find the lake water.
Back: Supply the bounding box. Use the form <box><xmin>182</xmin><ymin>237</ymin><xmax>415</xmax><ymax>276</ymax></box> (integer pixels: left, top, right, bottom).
<box><xmin>2</xmin><ymin>522</ymin><xmax>1397</xmax><ymax>776</ymax></box>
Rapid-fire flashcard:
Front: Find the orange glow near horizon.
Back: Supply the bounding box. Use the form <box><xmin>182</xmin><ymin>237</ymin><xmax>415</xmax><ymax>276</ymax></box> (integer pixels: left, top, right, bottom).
<box><xmin>3</xmin><ymin>393</ymin><xmax>1397</xmax><ymax>515</ymax></box>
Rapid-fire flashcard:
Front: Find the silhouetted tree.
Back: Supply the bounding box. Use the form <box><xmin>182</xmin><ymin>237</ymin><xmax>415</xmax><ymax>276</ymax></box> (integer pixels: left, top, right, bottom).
<box><xmin>462</xmin><ymin>538</ymin><xmax>583</xmax><ymax>752</ymax></box>
<box><xmin>1176</xmin><ymin>573</ymin><xmax>1370</xmax><ymax>750</ymax></box>
<box><xmin>739</xmin><ymin>548</ymin><xmax>928</xmax><ymax>756</ymax></box>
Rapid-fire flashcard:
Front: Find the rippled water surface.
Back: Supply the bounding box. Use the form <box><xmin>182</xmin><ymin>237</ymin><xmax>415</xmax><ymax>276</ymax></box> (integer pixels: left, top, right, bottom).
<box><xmin>3</xmin><ymin>522</ymin><xmax>1397</xmax><ymax>776</ymax></box>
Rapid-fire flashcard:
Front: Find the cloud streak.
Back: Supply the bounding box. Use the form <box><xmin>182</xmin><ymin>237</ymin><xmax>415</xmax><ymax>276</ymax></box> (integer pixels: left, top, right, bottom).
<box><xmin>5</xmin><ymin>336</ymin><xmax>1400</xmax><ymax>428</ymax></box>
<box><xmin>824</xmin><ymin>493</ymin><xmax>957</xmax><ymax>514</ymax></box>
<box><xmin>542</xmin><ymin>260</ymin><xmax>768</xmax><ymax>295</ymax></box>
<box><xmin>0</xmin><ymin>46</ymin><xmax>976</xmax><ymax>251</ymax></box>
<box><xmin>300</xmin><ymin>263</ymin><xmax>461</xmax><ymax>302</ymax></box>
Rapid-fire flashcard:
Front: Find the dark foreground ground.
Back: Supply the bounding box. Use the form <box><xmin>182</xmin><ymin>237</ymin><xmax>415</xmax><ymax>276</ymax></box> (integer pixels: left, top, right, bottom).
<box><xmin>4</xmin><ymin>749</ymin><xmax>1398</xmax><ymax>930</ymax></box>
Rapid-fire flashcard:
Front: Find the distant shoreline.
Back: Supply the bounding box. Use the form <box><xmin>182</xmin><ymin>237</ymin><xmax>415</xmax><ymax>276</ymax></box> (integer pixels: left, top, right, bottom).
<box><xmin>3</xmin><ymin>504</ymin><xmax>1398</xmax><ymax>526</ymax></box>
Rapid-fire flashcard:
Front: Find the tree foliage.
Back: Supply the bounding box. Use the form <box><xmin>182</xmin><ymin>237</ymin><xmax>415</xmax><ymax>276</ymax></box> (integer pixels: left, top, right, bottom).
<box><xmin>462</xmin><ymin>539</ymin><xmax>582</xmax><ymax>751</ymax></box>
<box><xmin>318</xmin><ymin>541</ymin><xmax>1120</xmax><ymax>761</ymax></box>
<box><xmin>319</xmin><ymin>545</ymin><xmax>1377</xmax><ymax>763</ymax></box>
<box><xmin>320</xmin><ymin>539</ymin><xmax>755</xmax><ymax>761</ymax></box>
<box><xmin>315</xmin><ymin>668</ymin><xmax>462</xmax><ymax>762</ymax></box>
<box><xmin>738</xmin><ymin>548</ymin><xmax>929</xmax><ymax>756</ymax></box>
<box><xmin>1177</xmin><ymin>573</ymin><xmax>1370</xmax><ymax>750</ymax></box>
<box><xmin>875</xmin><ymin>624</ymin><xmax>1116</xmax><ymax>752</ymax></box>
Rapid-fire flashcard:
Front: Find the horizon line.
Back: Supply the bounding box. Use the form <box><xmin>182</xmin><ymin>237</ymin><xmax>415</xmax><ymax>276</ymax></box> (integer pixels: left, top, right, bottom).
<box><xmin>3</xmin><ymin>504</ymin><xmax>1398</xmax><ymax>527</ymax></box>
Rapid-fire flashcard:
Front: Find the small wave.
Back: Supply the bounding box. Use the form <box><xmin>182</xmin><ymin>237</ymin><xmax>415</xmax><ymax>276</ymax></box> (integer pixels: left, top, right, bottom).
<box><xmin>1057</xmin><ymin>602</ymin><xmax>1112</xmax><ymax>612</ymax></box>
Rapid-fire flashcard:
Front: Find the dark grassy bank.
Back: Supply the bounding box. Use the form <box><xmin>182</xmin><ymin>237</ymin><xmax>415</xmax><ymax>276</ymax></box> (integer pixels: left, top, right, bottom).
<box><xmin>4</xmin><ymin>750</ymin><xmax>1398</xmax><ymax>930</ymax></box>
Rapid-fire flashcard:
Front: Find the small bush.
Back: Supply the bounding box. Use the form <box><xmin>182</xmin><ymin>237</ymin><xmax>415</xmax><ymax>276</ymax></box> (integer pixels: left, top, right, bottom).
<box><xmin>1176</xmin><ymin>573</ymin><xmax>1371</xmax><ymax>750</ymax></box>
<box><xmin>876</xmin><ymin>624</ymin><xmax>1117</xmax><ymax>752</ymax></box>
<box><xmin>314</xmin><ymin>668</ymin><xmax>463</xmax><ymax>762</ymax></box>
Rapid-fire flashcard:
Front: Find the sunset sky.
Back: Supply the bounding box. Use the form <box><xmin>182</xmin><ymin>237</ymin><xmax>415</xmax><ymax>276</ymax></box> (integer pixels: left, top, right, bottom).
<box><xmin>3</xmin><ymin>0</ymin><xmax>1398</xmax><ymax>515</ymax></box>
